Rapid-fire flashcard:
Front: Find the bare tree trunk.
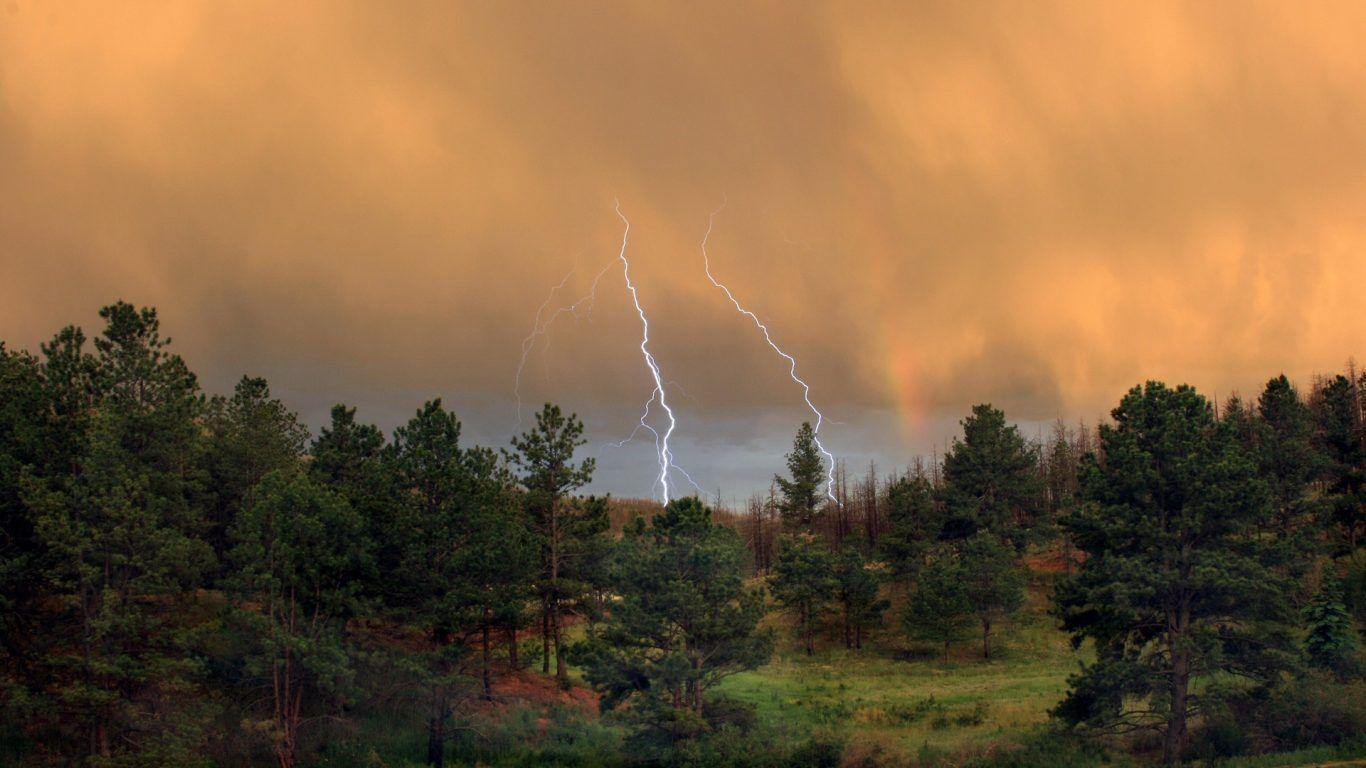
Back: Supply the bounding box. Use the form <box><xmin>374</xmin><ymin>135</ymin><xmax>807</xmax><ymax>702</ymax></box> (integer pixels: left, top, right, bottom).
<box><xmin>506</xmin><ymin>626</ymin><xmax>519</xmax><ymax>669</ymax></box>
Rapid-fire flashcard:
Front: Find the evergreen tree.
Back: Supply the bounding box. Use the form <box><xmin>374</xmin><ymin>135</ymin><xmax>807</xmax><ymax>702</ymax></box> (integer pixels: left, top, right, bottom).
<box><xmin>204</xmin><ymin>376</ymin><xmax>309</xmax><ymax>560</ymax></box>
<box><xmin>958</xmin><ymin>532</ymin><xmax>1026</xmax><ymax>660</ymax></box>
<box><xmin>20</xmin><ymin>303</ymin><xmax>217</xmax><ymax>765</ymax></box>
<box><xmin>505</xmin><ymin>403</ymin><xmax>597</xmax><ymax>686</ymax></box>
<box><xmin>1312</xmin><ymin>375</ymin><xmax>1365</xmax><ymax>553</ymax></box>
<box><xmin>0</xmin><ymin>344</ymin><xmax>60</xmax><ymax>736</ymax></box>
<box><xmin>833</xmin><ymin>544</ymin><xmax>888</xmax><ymax>651</ymax></box>
<box><xmin>904</xmin><ymin>547</ymin><xmax>973</xmax><ymax>662</ymax></box>
<box><xmin>769</xmin><ymin>533</ymin><xmax>837</xmax><ymax>656</ymax></box>
<box><xmin>877</xmin><ymin>475</ymin><xmax>942</xmax><ymax>588</ymax></box>
<box><xmin>389</xmin><ymin>399</ymin><xmax>482</xmax><ymax>765</ymax></box>
<box><xmin>225</xmin><ymin>470</ymin><xmax>371</xmax><ymax>768</ymax></box>
<box><xmin>308</xmin><ymin>404</ymin><xmax>398</xmax><ymax>590</ymax></box>
<box><xmin>775</xmin><ymin>422</ymin><xmax>826</xmax><ymax>530</ymax></box>
<box><xmin>1055</xmin><ymin>382</ymin><xmax>1295</xmax><ymax>765</ymax></box>
<box><xmin>1302</xmin><ymin>573</ymin><xmax>1360</xmax><ymax>679</ymax></box>
<box><xmin>574</xmin><ymin>497</ymin><xmax>771</xmax><ymax>744</ymax></box>
<box><xmin>939</xmin><ymin>404</ymin><xmax>1043</xmax><ymax>547</ymax></box>
<box><xmin>1252</xmin><ymin>376</ymin><xmax>1326</xmax><ymax>580</ymax></box>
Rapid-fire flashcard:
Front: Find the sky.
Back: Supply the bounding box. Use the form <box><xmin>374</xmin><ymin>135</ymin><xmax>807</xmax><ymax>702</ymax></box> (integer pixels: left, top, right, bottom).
<box><xmin>2</xmin><ymin>1</ymin><xmax>1365</xmax><ymax>501</ymax></box>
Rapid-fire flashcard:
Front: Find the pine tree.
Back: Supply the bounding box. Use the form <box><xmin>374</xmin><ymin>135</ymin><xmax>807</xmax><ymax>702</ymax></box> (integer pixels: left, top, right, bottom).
<box><xmin>878</xmin><ymin>475</ymin><xmax>942</xmax><ymax>588</ymax></box>
<box><xmin>225</xmin><ymin>470</ymin><xmax>371</xmax><ymax>768</ymax></box>
<box><xmin>1251</xmin><ymin>376</ymin><xmax>1326</xmax><ymax>580</ymax></box>
<box><xmin>958</xmin><ymin>532</ymin><xmax>1025</xmax><ymax>660</ymax></box>
<box><xmin>775</xmin><ymin>422</ymin><xmax>826</xmax><ymax>531</ymax></box>
<box><xmin>769</xmin><ymin>533</ymin><xmax>837</xmax><ymax>656</ymax></box>
<box><xmin>21</xmin><ymin>303</ymin><xmax>217</xmax><ymax>764</ymax></box>
<box><xmin>1055</xmin><ymin>382</ymin><xmax>1295</xmax><ymax>766</ymax></box>
<box><xmin>505</xmin><ymin>403</ymin><xmax>596</xmax><ymax>686</ymax></box>
<box><xmin>388</xmin><ymin>399</ymin><xmax>482</xmax><ymax>765</ymax></box>
<box><xmin>1312</xmin><ymin>375</ymin><xmax>1365</xmax><ymax>553</ymax></box>
<box><xmin>904</xmin><ymin>547</ymin><xmax>973</xmax><ymax>662</ymax></box>
<box><xmin>1303</xmin><ymin>573</ymin><xmax>1360</xmax><ymax>679</ymax></box>
<box><xmin>833</xmin><ymin>544</ymin><xmax>888</xmax><ymax>651</ymax></box>
<box><xmin>574</xmin><ymin>497</ymin><xmax>771</xmax><ymax>743</ymax></box>
<box><xmin>204</xmin><ymin>376</ymin><xmax>309</xmax><ymax>560</ymax></box>
<box><xmin>939</xmin><ymin>404</ymin><xmax>1043</xmax><ymax>547</ymax></box>
<box><xmin>0</xmin><ymin>344</ymin><xmax>59</xmax><ymax>737</ymax></box>
<box><xmin>309</xmin><ymin>404</ymin><xmax>398</xmax><ymax>593</ymax></box>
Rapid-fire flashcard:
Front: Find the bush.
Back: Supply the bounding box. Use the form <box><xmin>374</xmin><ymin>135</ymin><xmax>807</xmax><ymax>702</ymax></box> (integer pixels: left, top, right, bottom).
<box><xmin>702</xmin><ymin>695</ymin><xmax>759</xmax><ymax>733</ymax></box>
<box><xmin>1188</xmin><ymin>706</ymin><xmax>1250</xmax><ymax>761</ymax></box>
<box><xmin>1237</xmin><ymin>674</ymin><xmax>1366</xmax><ymax>754</ymax></box>
<box><xmin>786</xmin><ymin>732</ymin><xmax>847</xmax><ymax>768</ymax></box>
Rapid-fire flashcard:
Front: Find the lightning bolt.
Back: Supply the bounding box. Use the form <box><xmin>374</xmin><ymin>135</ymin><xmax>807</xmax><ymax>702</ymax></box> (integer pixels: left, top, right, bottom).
<box><xmin>701</xmin><ymin>203</ymin><xmax>840</xmax><ymax>504</ymax></box>
<box><xmin>614</xmin><ymin>200</ymin><xmax>678</xmax><ymax>504</ymax></box>
<box><xmin>513</xmin><ymin>260</ymin><xmax>615</xmax><ymax>428</ymax></box>
<box><xmin>599</xmin><ymin>390</ymin><xmax>708</xmax><ymax>498</ymax></box>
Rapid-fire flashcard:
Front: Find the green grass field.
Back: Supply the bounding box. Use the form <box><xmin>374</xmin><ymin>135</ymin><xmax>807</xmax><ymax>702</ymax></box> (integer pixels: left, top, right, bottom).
<box><xmin>717</xmin><ymin>573</ymin><xmax>1087</xmax><ymax>760</ymax></box>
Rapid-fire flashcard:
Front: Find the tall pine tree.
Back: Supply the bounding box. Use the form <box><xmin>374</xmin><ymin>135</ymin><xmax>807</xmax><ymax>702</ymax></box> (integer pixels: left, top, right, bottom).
<box><xmin>1055</xmin><ymin>382</ymin><xmax>1295</xmax><ymax>765</ymax></box>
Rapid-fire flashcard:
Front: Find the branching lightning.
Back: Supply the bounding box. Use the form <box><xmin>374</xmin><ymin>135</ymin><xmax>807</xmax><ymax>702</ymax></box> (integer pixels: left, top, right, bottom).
<box><xmin>614</xmin><ymin>200</ymin><xmax>679</xmax><ymax>504</ymax></box>
<box><xmin>701</xmin><ymin>203</ymin><xmax>840</xmax><ymax>504</ymax></box>
<box><xmin>600</xmin><ymin>390</ymin><xmax>708</xmax><ymax>499</ymax></box>
<box><xmin>513</xmin><ymin>260</ymin><xmax>615</xmax><ymax>428</ymax></box>
<box><xmin>515</xmin><ymin>205</ymin><xmax>712</xmax><ymax>503</ymax></box>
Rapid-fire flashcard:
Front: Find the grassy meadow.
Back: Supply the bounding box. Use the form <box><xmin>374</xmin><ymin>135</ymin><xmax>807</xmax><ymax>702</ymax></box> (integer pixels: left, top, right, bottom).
<box><xmin>719</xmin><ymin>572</ymin><xmax>1082</xmax><ymax>759</ymax></box>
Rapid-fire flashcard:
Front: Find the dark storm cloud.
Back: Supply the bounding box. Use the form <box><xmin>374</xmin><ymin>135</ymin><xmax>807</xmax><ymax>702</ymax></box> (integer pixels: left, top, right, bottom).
<box><xmin>3</xmin><ymin>1</ymin><xmax>1364</xmax><ymax>496</ymax></box>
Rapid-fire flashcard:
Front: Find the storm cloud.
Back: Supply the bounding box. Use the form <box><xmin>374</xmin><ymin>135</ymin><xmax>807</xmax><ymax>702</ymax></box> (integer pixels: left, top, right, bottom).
<box><xmin>3</xmin><ymin>1</ymin><xmax>1364</xmax><ymax>498</ymax></box>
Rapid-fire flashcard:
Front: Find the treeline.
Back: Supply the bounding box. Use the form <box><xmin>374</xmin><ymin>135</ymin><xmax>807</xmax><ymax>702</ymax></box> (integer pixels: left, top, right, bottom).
<box><xmin>1</xmin><ymin>303</ymin><xmax>1364</xmax><ymax>767</ymax></box>
<box><xmin>1</xmin><ymin>304</ymin><xmax>627</xmax><ymax>767</ymax></box>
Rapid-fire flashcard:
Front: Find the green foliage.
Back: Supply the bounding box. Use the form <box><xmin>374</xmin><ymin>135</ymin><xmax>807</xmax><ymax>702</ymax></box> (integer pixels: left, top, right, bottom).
<box><xmin>507</xmin><ymin>403</ymin><xmax>600</xmax><ymax>685</ymax></box>
<box><xmin>506</xmin><ymin>402</ymin><xmax>596</xmax><ymax>510</ymax></box>
<box><xmin>1256</xmin><ymin>376</ymin><xmax>1325</xmax><ymax>545</ymax></box>
<box><xmin>775</xmin><ymin>422</ymin><xmax>825</xmax><ymax>530</ymax></box>
<box><xmin>878</xmin><ymin>475</ymin><xmax>941</xmax><ymax>586</ymax></box>
<box><xmin>575</xmin><ymin>497</ymin><xmax>772</xmax><ymax>745</ymax></box>
<box><xmin>309</xmin><ymin>404</ymin><xmax>398</xmax><ymax>597</ymax></box>
<box><xmin>1303</xmin><ymin>573</ymin><xmax>1361</xmax><ymax>677</ymax></box>
<box><xmin>833</xmin><ymin>545</ymin><xmax>889</xmax><ymax>651</ymax></box>
<box><xmin>1228</xmin><ymin>672</ymin><xmax>1366</xmax><ymax>756</ymax></box>
<box><xmin>12</xmin><ymin>303</ymin><xmax>218</xmax><ymax>765</ymax></box>
<box><xmin>389</xmin><ymin>399</ymin><xmax>536</xmax><ymax>761</ymax></box>
<box><xmin>1221</xmin><ymin>377</ymin><xmax>1327</xmax><ymax>583</ymax></box>
<box><xmin>226</xmin><ymin>469</ymin><xmax>372</xmax><ymax>767</ymax></box>
<box><xmin>1055</xmin><ymin>381</ymin><xmax>1296</xmax><ymax>764</ymax></box>
<box><xmin>958</xmin><ymin>532</ymin><xmax>1026</xmax><ymax>660</ymax></box>
<box><xmin>904</xmin><ymin>547</ymin><xmax>973</xmax><ymax>660</ymax></box>
<box><xmin>770</xmin><ymin>533</ymin><xmax>838</xmax><ymax>656</ymax></box>
<box><xmin>939</xmin><ymin>404</ymin><xmax>1044</xmax><ymax>547</ymax></box>
<box><xmin>0</xmin><ymin>343</ymin><xmax>49</xmax><ymax>687</ymax></box>
<box><xmin>204</xmin><ymin>375</ymin><xmax>310</xmax><ymax>560</ymax></box>
<box><xmin>1312</xmin><ymin>374</ymin><xmax>1366</xmax><ymax>554</ymax></box>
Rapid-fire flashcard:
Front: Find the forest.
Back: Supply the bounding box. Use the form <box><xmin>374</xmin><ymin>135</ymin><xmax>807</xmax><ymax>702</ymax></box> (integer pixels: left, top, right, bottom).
<box><xmin>1</xmin><ymin>302</ymin><xmax>1363</xmax><ymax>768</ymax></box>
